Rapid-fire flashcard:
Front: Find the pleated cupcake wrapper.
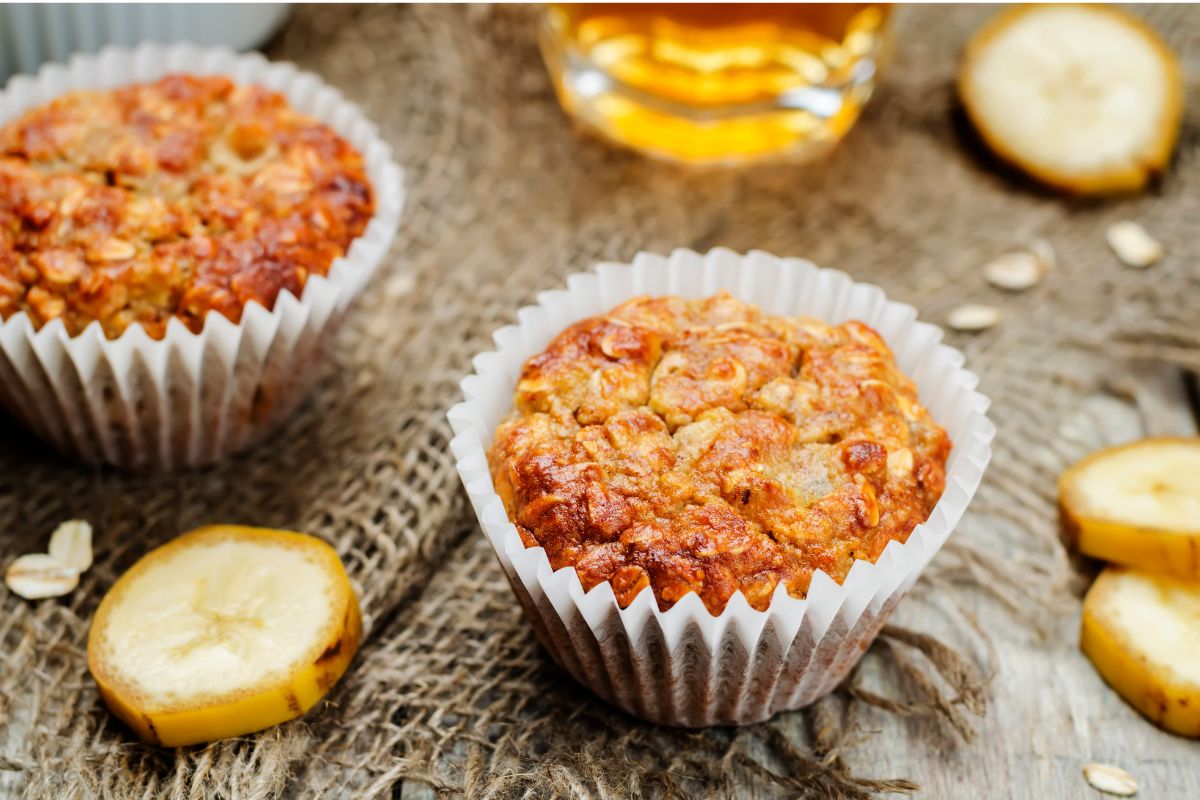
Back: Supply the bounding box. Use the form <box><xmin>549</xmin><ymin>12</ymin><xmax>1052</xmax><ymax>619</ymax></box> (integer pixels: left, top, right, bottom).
<box><xmin>449</xmin><ymin>249</ymin><xmax>995</xmax><ymax>727</ymax></box>
<box><xmin>0</xmin><ymin>43</ymin><xmax>405</xmax><ymax>469</ymax></box>
<box><xmin>0</xmin><ymin>5</ymin><xmax>292</xmax><ymax>80</ymax></box>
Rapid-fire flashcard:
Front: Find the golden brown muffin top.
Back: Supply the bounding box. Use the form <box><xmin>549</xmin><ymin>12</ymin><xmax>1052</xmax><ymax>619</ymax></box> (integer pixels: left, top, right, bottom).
<box><xmin>0</xmin><ymin>74</ymin><xmax>374</xmax><ymax>339</ymax></box>
<box><xmin>489</xmin><ymin>293</ymin><xmax>951</xmax><ymax>614</ymax></box>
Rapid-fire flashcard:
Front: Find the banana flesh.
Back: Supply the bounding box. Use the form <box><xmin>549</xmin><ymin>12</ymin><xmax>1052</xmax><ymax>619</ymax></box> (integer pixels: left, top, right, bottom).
<box><xmin>1082</xmin><ymin>567</ymin><xmax>1200</xmax><ymax>738</ymax></box>
<box><xmin>87</xmin><ymin>525</ymin><xmax>362</xmax><ymax>747</ymax></box>
<box><xmin>959</xmin><ymin>4</ymin><xmax>1182</xmax><ymax>195</ymax></box>
<box><xmin>1060</xmin><ymin>438</ymin><xmax>1200</xmax><ymax>580</ymax></box>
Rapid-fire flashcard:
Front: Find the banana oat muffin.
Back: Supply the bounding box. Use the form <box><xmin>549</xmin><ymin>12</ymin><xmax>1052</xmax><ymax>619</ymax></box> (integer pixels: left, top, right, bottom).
<box><xmin>0</xmin><ymin>74</ymin><xmax>374</xmax><ymax>338</ymax></box>
<box><xmin>489</xmin><ymin>293</ymin><xmax>951</xmax><ymax>614</ymax></box>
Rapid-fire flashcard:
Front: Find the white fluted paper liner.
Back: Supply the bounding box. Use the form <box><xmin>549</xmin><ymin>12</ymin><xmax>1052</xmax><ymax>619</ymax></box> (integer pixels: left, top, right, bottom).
<box><xmin>449</xmin><ymin>249</ymin><xmax>994</xmax><ymax>727</ymax></box>
<box><xmin>0</xmin><ymin>5</ymin><xmax>292</xmax><ymax>80</ymax></box>
<box><xmin>0</xmin><ymin>43</ymin><xmax>405</xmax><ymax>469</ymax></box>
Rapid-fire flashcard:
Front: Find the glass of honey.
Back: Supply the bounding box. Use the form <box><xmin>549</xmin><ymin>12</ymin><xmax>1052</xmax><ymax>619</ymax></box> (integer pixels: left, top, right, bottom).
<box><xmin>540</xmin><ymin>3</ymin><xmax>894</xmax><ymax>166</ymax></box>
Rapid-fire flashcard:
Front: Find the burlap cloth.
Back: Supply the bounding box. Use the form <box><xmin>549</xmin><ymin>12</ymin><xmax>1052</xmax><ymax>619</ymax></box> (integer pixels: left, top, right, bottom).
<box><xmin>1</xmin><ymin>5</ymin><xmax>1197</xmax><ymax>798</ymax></box>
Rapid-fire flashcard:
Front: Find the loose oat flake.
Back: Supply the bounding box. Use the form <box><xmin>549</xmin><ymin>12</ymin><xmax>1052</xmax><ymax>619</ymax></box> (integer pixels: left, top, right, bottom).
<box><xmin>5</xmin><ymin>518</ymin><xmax>95</xmax><ymax>600</ymax></box>
<box><xmin>1106</xmin><ymin>221</ymin><xmax>1163</xmax><ymax>269</ymax></box>
<box><xmin>983</xmin><ymin>252</ymin><xmax>1045</xmax><ymax>291</ymax></box>
<box><xmin>1083</xmin><ymin>763</ymin><xmax>1137</xmax><ymax>797</ymax></box>
<box><xmin>5</xmin><ymin>553</ymin><xmax>80</xmax><ymax>600</ymax></box>
<box><xmin>948</xmin><ymin>304</ymin><xmax>1001</xmax><ymax>332</ymax></box>
<box><xmin>1030</xmin><ymin>238</ymin><xmax>1057</xmax><ymax>272</ymax></box>
<box><xmin>48</xmin><ymin>519</ymin><xmax>94</xmax><ymax>572</ymax></box>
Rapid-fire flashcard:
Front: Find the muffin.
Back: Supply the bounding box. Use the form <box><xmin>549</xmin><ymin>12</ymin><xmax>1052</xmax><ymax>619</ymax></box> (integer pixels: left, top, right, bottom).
<box><xmin>489</xmin><ymin>292</ymin><xmax>951</xmax><ymax>615</ymax></box>
<box><xmin>0</xmin><ymin>45</ymin><xmax>404</xmax><ymax>469</ymax></box>
<box><xmin>451</xmin><ymin>249</ymin><xmax>992</xmax><ymax>726</ymax></box>
<box><xmin>0</xmin><ymin>74</ymin><xmax>374</xmax><ymax>339</ymax></box>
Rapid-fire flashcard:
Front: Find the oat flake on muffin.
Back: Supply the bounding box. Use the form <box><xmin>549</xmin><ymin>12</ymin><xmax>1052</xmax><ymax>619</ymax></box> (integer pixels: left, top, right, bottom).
<box><xmin>0</xmin><ymin>74</ymin><xmax>374</xmax><ymax>338</ymax></box>
<box><xmin>489</xmin><ymin>292</ymin><xmax>952</xmax><ymax>614</ymax></box>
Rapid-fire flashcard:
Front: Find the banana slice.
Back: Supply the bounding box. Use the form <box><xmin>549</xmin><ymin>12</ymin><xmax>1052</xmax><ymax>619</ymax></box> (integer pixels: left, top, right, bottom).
<box><xmin>959</xmin><ymin>4</ymin><xmax>1183</xmax><ymax>195</ymax></box>
<box><xmin>1081</xmin><ymin>567</ymin><xmax>1200</xmax><ymax>737</ymax></box>
<box><xmin>87</xmin><ymin>526</ymin><xmax>362</xmax><ymax>747</ymax></box>
<box><xmin>1060</xmin><ymin>438</ymin><xmax>1200</xmax><ymax>580</ymax></box>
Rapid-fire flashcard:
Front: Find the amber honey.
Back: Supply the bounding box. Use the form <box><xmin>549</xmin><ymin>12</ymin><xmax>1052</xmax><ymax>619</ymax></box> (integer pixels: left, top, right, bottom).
<box><xmin>540</xmin><ymin>4</ymin><xmax>892</xmax><ymax>165</ymax></box>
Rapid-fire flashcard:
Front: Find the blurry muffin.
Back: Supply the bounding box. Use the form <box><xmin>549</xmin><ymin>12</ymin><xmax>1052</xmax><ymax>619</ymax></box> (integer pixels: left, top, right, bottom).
<box><xmin>489</xmin><ymin>292</ymin><xmax>951</xmax><ymax>614</ymax></box>
<box><xmin>0</xmin><ymin>74</ymin><xmax>374</xmax><ymax>338</ymax></box>
<box><xmin>0</xmin><ymin>45</ymin><xmax>403</xmax><ymax>469</ymax></box>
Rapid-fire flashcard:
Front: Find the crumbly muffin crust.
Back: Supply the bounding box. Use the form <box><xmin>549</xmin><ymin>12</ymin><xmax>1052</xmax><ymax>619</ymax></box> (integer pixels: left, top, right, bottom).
<box><xmin>0</xmin><ymin>74</ymin><xmax>374</xmax><ymax>338</ymax></box>
<box><xmin>489</xmin><ymin>293</ymin><xmax>951</xmax><ymax>614</ymax></box>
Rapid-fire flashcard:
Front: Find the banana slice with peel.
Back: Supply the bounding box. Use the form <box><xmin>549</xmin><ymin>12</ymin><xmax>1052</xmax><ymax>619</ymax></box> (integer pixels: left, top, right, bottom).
<box><xmin>88</xmin><ymin>526</ymin><xmax>362</xmax><ymax>747</ymax></box>
<box><xmin>1060</xmin><ymin>438</ymin><xmax>1200</xmax><ymax>580</ymax></box>
<box><xmin>1081</xmin><ymin>567</ymin><xmax>1200</xmax><ymax>737</ymax></box>
<box><xmin>959</xmin><ymin>4</ymin><xmax>1183</xmax><ymax>195</ymax></box>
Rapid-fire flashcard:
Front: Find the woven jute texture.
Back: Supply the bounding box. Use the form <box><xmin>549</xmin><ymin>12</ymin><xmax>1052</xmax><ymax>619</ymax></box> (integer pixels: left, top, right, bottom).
<box><xmin>2</xmin><ymin>5</ymin><xmax>1198</xmax><ymax>798</ymax></box>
